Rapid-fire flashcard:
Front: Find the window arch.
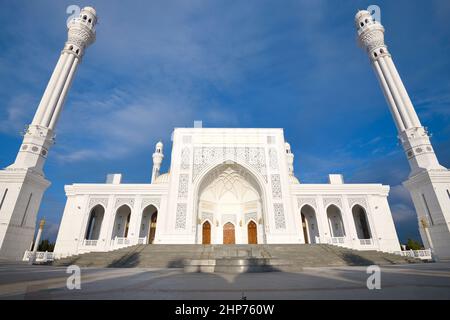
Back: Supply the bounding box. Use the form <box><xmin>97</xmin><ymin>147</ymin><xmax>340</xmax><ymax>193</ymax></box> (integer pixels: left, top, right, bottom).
<box><xmin>85</xmin><ymin>204</ymin><xmax>105</xmax><ymax>240</ymax></box>
<box><xmin>141</xmin><ymin>204</ymin><xmax>158</xmax><ymax>244</ymax></box>
<box><xmin>300</xmin><ymin>204</ymin><xmax>319</xmax><ymax>244</ymax></box>
<box><xmin>326</xmin><ymin>204</ymin><xmax>346</xmax><ymax>237</ymax></box>
<box><xmin>352</xmin><ymin>205</ymin><xmax>371</xmax><ymax>239</ymax></box>
<box><xmin>111</xmin><ymin>204</ymin><xmax>132</xmax><ymax>239</ymax></box>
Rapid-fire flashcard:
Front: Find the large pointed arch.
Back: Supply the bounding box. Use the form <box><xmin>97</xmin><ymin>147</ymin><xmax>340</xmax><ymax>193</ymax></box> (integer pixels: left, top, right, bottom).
<box><xmin>192</xmin><ymin>159</ymin><xmax>268</xmax><ymax>244</ymax></box>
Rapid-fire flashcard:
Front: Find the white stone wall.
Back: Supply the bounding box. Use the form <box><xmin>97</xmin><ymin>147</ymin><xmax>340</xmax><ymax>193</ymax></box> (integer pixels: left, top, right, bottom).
<box><xmin>54</xmin><ymin>128</ymin><xmax>402</xmax><ymax>258</ymax></box>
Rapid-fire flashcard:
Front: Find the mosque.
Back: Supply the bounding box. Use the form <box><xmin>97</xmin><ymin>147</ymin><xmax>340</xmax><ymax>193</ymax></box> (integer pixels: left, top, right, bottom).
<box><xmin>0</xmin><ymin>7</ymin><xmax>448</xmax><ymax>261</ymax></box>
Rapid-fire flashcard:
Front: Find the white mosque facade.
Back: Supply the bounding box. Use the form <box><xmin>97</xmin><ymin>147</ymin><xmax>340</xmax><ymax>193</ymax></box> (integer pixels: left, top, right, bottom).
<box><xmin>53</xmin><ymin>128</ymin><xmax>401</xmax><ymax>258</ymax></box>
<box><xmin>2</xmin><ymin>7</ymin><xmax>449</xmax><ymax>261</ymax></box>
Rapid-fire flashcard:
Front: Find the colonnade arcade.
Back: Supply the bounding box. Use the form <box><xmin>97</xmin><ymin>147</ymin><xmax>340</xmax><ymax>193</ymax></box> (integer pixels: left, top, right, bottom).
<box><xmin>300</xmin><ymin>203</ymin><xmax>373</xmax><ymax>245</ymax></box>
<box><xmin>84</xmin><ymin>203</ymin><xmax>158</xmax><ymax>245</ymax></box>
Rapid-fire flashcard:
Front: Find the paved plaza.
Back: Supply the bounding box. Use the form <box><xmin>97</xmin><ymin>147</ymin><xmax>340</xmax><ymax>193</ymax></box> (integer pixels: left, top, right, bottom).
<box><xmin>0</xmin><ymin>261</ymin><xmax>449</xmax><ymax>299</ymax></box>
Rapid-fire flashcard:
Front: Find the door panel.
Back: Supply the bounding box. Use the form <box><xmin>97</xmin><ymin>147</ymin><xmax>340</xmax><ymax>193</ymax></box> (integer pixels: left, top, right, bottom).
<box><xmin>247</xmin><ymin>221</ymin><xmax>257</xmax><ymax>244</ymax></box>
<box><xmin>223</xmin><ymin>222</ymin><xmax>235</xmax><ymax>244</ymax></box>
<box><xmin>202</xmin><ymin>221</ymin><xmax>211</xmax><ymax>244</ymax></box>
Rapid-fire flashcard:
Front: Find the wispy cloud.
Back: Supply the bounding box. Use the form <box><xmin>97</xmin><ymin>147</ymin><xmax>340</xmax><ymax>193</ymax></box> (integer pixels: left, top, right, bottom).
<box><xmin>0</xmin><ymin>94</ymin><xmax>37</xmax><ymax>135</ymax></box>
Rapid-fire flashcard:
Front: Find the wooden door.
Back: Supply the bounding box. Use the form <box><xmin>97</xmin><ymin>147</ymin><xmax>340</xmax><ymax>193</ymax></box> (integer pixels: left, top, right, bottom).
<box><xmin>149</xmin><ymin>212</ymin><xmax>157</xmax><ymax>244</ymax></box>
<box><xmin>247</xmin><ymin>221</ymin><xmax>257</xmax><ymax>244</ymax></box>
<box><xmin>202</xmin><ymin>221</ymin><xmax>211</xmax><ymax>244</ymax></box>
<box><xmin>223</xmin><ymin>222</ymin><xmax>235</xmax><ymax>244</ymax></box>
<box><xmin>302</xmin><ymin>213</ymin><xmax>309</xmax><ymax>244</ymax></box>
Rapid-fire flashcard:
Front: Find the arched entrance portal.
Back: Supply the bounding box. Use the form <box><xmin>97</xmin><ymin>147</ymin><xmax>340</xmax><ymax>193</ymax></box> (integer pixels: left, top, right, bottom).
<box><xmin>196</xmin><ymin>163</ymin><xmax>266</xmax><ymax>244</ymax></box>
<box><xmin>247</xmin><ymin>221</ymin><xmax>257</xmax><ymax>244</ymax></box>
<box><xmin>300</xmin><ymin>205</ymin><xmax>319</xmax><ymax>244</ymax></box>
<box><xmin>140</xmin><ymin>205</ymin><xmax>158</xmax><ymax>244</ymax></box>
<box><xmin>223</xmin><ymin>222</ymin><xmax>235</xmax><ymax>244</ymax></box>
<box><xmin>149</xmin><ymin>212</ymin><xmax>157</xmax><ymax>244</ymax></box>
<box><xmin>202</xmin><ymin>221</ymin><xmax>211</xmax><ymax>244</ymax></box>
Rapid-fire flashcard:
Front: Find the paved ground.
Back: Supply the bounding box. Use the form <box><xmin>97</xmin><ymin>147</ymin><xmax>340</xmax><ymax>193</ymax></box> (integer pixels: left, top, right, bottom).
<box><xmin>0</xmin><ymin>261</ymin><xmax>449</xmax><ymax>299</ymax></box>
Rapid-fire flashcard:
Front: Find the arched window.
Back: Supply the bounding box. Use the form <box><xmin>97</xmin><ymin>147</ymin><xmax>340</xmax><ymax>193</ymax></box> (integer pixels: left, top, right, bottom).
<box><xmin>85</xmin><ymin>205</ymin><xmax>105</xmax><ymax>240</ymax></box>
<box><xmin>111</xmin><ymin>205</ymin><xmax>132</xmax><ymax>239</ymax></box>
<box><xmin>141</xmin><ymin>205</ymin><xmax>158</xmax><ymax>244</ymax></box>
<box><xmin>300</xmin><ymin>204</ymin><xmax>319</xmax><ymax>244</ymax></box>
<box><xmin>326</xmin><ymin>205</ymin><xmax>345</xmax><ymax>237</ymax></box>
<box><xmin>352</xmin><ymin>205</ymin><xmax>371</xmax><ymax>239</ymax></box>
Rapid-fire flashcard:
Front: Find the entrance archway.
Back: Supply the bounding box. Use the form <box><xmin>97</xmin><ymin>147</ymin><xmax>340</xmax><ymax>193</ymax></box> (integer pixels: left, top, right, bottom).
<box><xmin>247</xmin><ymin>220</ymin><xmax>257</xmax><ymax>244</ymax></box>
<box><xmin>223</xmin><ymin>222</ymin><xmax>235</xmax><ymax>244</ymax></box>
<box><xmin>85</xmin><ymin>205</ymin><xmax>104</xmax><ymax>240</ymax></box>
<box><xmin>149</xmin><ymin>212</ymin><xmax>157</xmax><ymax>244</ymax></box>
<box><xmin>195</xmin><ymin>162</ymin><xmax>266</xmax><ymax>244</ymax></box>
<box><xmin>327</xmin><ymin>205</ymin><xmax>346</xmax><ymax>237</ymax></box>
<box><xmin>300</xmin><ymin>204</ymin><xmax>319</xmax><ymax>243</ymax></box>
<box><xmin>111</xmin><ymin>205</ymin><xmax>132</xmax><ymax>239</ymax></box>
<box><xmin>352</xmin><ymin>205</ymin><xmax>371</xmax><ymax>239</ymax></box>
<box><xmin>202</xmin><ymin>221</ymin><xmax>211</xmax><ymax>244</ymax></box>
<box><xmin>140</xmin><ymin>205</ymin><xmax>158</xmax><ymax>244</ymax></box>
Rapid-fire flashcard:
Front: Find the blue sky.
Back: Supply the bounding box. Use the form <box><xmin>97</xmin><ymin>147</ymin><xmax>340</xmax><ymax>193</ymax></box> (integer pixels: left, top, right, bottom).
<box><xmin>0</xmin><ymin>0</ymin><xmax>449</xmax><ymax>243</ymax></box>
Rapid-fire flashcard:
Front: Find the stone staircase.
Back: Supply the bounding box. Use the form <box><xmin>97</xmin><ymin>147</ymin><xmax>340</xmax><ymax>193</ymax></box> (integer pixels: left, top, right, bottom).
<box><xmin>52</xmin><ymin>244</ymin><xmax>421</xmax><ymax>272</ymax></box>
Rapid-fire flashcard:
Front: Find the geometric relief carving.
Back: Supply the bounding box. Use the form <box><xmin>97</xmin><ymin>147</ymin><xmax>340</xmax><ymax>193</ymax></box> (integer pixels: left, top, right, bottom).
<box><xmin>323</xmin><ymin>197</ymin><xmax>342</xmax><ymax>209</ymax></box>
<box><xmin>222</xmin><ymin>214</ymin><xmax>236</xmax><ymax>225</ymax></box>
<box><xmin>201</xmin><ymin>212</ymin><xmax>213</xmax><ymax>223</ymax></box>
<box><xmin>178</xmin><ymin>174</ymin><xmax>189</xmax><ymax>199</ymax></box>
<box><xmin>245</xmin><ymin>212</ymin><xmax>257</xmax><ymax>224</ymax></box>
<box><xmin>268</xmin><ymin>148</ymin><xmax>278</xmax><ymax>170</ymax></box>
<box><xmin>271</xmin><ymin>174</ymin><xmax>282</xmax><ymax>199</ymax></box>
<box><xmin>181</xmin><ymin>147</ymin><xmax>190</xmax><ymax>170</ymax></box>
<box><xmin>347</xmin><ymin>197</ymin><xmax>368</xmax><ymax>210</ymax></box>
<box><xmin>141</xmin><ymin>197</ymin><xmax>161</xmax><ymax>209</ymax></box>
<box><xmin>88</xmin><ymin>197</ymin><xmax>108</xmax><ymax>210</ymax></box>
<box><xmin>297</xmin><ymin>197</ymin><xmax>317</xmax><ymax>210</ymax></box>
<box><xmin>114</xmin><ymin>198</ymin><xmax>135</xmax><ymax>209</ymax></box>
<box><xmin>175</xmin><ymin>203</ymin><xmax>187</xmax><ymax>229</ymax></box>
<box><xmin>273</xmin><ymin>203</ymin><xmax>286</xmax><ymax>229</ymax></box>
<box><xmin>192</xmin><ymin>147</ymin><xmax>267</xmax><ymax>182</ymax></box>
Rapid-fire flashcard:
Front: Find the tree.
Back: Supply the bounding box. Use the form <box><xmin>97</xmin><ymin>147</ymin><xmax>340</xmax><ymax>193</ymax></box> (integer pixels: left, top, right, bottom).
<box><xmin>37</xmin><ymin>239</ymin><xmax>55</xmax><ymax>252</ymax></box>
<box><xmin>405</xmin><ymin>238</ymin><xmax>423</xmax><ymax>250</ymax></box>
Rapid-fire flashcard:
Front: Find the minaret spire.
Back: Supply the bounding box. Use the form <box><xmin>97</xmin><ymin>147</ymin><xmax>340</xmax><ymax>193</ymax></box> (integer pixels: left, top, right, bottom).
<box><xmin>355</xmin><ymin>9</ymin><xmax>450</xmax><ymax>260</ymax></box>
<box><xmin>355</xmin><ymin>10</ymin><xmax>444</xmax><ymax>176</ymax></box>
<box><xmin>151</xmin><ymin>141</ymin><xmax>164</xmax><ymax>183</ymax></box>
<box><xmin>8</xmin><ymin>7</ymin><xmax>97</xmax><ymax>174</ymax></box>
<box><xmin>0</xmin><ymin>7</ymin><xmax>98</xmax><ymax>260</ymax></box>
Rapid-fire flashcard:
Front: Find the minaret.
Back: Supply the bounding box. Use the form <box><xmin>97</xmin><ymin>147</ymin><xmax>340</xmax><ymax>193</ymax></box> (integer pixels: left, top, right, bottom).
<box><xmin>355</xmin><ymin>10</ymin><xmax>450</xmax><ymax>260</ymax></box>
<box><xmin>0</xmin><ymin>7</ymin><xmax>97</xmax><ymax>260</ymax></box>
<box><xmin>285</xmin><ymin>142</ymin><xmax>295</xmax><ymax>176</ymax></box>
<box><xmin>151</xmin><ymin>141</ymin><xmax>164</xmax><ymax>183</ymax></box>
